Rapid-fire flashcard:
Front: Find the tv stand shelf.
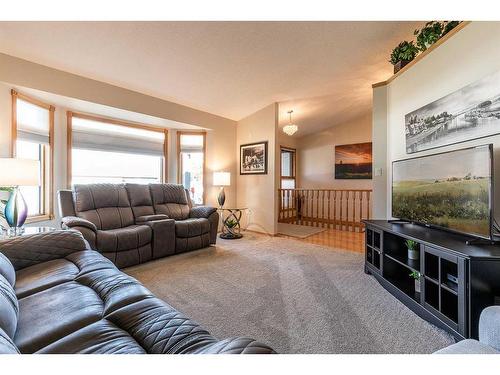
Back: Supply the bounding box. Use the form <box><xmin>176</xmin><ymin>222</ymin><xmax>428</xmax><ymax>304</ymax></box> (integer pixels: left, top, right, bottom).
<box><xmin>363</xmin><ymin>220</ymin><xmax>500</xmax><ymax>340</ymax></box>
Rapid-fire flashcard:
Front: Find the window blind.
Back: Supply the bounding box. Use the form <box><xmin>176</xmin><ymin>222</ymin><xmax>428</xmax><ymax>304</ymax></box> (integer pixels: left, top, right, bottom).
<box><xmin>179</xmin><ymin>134</ymin><xmax>204</xmax><ymax>153</ymax></box>
<box><xmin>72</xmin><ymin>117</ymin><xmax>164</xmax><ymax>156</ymax></box>
<box><xmin>16</xmin><ymin>99</ymin><xmax>50</xmax><ymax>144</ymax></box>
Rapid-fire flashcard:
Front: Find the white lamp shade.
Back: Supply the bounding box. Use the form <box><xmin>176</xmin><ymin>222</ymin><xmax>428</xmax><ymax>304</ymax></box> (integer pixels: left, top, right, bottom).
<box><xmin>0</xmin><ymin>158</ymin><xmax>40</xmax><ymax>186</ymax></box>
<box><xmin>213</xmin><ymin>171</ymin><xmax>230</xmax><ymax>186</ymax></box>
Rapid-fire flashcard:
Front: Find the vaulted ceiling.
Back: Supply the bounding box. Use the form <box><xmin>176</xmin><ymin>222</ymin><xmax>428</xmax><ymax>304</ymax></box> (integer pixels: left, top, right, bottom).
<box><xmin>0</xmin><ymin>21</ymin><xmax>422</xmax><ymax>135</ymax></box>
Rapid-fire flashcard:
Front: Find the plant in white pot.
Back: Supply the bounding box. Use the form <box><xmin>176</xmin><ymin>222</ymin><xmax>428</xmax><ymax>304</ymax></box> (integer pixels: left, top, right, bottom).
<box><xmin>405</xmin><ymin>239</ymin><xmax>419</xmax><ymax>260</ymax></box>
<box><xmin>410</xmin><ymin>271</ymin><xmax>421</xmax><ymax>294</ymax></box>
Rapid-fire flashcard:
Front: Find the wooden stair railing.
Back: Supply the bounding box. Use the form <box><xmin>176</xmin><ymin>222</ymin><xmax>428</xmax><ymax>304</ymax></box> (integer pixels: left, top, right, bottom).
<box><xmin>278</xmin><ymin>189</ymin><xmax>372</xmax><ymax>232</ymax></box>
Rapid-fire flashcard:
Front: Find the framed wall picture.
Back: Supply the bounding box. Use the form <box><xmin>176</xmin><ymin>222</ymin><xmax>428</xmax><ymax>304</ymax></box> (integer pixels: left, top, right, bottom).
<box><xmin>335</xmin><ymin>142</ymin><xmax>372</xmax><ymax>179</ymax></box>
<box><xmin>240</xmin><ymin>141</ymin><xmax>268</xmax><ymax>175</ymax></box>
<box><xmin>405</xmin><ymin>69</ymin><xmax>500</xmax><ymax>154</ymax></box>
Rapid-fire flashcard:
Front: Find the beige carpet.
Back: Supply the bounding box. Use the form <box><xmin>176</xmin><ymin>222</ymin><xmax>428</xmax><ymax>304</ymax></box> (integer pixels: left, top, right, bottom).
<box><xmin>125</xmin><ymin>232</ymin><xmax>454</xmax><ymax>354</ymax></box>
<box><xmin>277</xmin><ymin>223</ymin><xmax>326</xmax><ymax>238</ymax></box>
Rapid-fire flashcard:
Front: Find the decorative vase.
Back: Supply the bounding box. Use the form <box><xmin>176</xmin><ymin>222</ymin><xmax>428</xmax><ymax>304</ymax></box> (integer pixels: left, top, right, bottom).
<box><xmin>394</xmin><ymin>59</ymin><xmax>411</xmax><ymax>74</ymax></box>
<box><xmin>408</xmin><ymin>248</ymin><xmax>419</xmax><ymax>260</ymax></box>
<box><xmin>4</xmin><ymin>187</ymin><xmax>28</xmax><ymax>229</ymax></box>
<box><xmin>217</xmin><ymin>187</ymin><xmax>226</xmax><ymax>207</ymax></box>
<box><xmin>415</xmin><ymin>278</ymin><xmax>421</xmax><ymax>294</ymax></box>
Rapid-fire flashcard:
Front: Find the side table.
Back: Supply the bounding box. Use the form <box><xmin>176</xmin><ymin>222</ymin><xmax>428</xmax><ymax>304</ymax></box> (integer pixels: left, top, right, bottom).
<box><xmin>218</xmin><ymin>208</ymin><xmax>247</xmax><ymax>239</ymax></box>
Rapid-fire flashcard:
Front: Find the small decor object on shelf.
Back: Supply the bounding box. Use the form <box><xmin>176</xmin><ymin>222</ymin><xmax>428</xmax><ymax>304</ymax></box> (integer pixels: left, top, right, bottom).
<box><xmin>414</xmin><ymin>21</ymin><xmax>444</xmax><ymax>51</ymax></box>
<box><xmin>405</xmin><ymin>239</ymin><xmax>419</xmax><ymax>260</ymax></box>
<box><xmin>410</xmin><ymin>270</ymin><xmax>422</xmax><ymax>294</ymax></box>
<box><xmin>0</xmin><ymin>158</ymin><xmax>40</xmax><ymax>235</ymax></box>
<box><xmin>213</xmin><ymin>171</ymin><xmax>230</xmax><ymax>208</ymax></box>
<box><xmin>442</xmin><ymin>21</ymin><xmax>460</xmax><ymax>37</ymax></box>
<box><xmin>240</xmin><ymin>141</ymin><xmax>268</xmax><ymax>175</ymax></box>
<box><xmin>389</xmin><ymin>41</ymin><xmax>419</xmax><ymax>74</ymax></box>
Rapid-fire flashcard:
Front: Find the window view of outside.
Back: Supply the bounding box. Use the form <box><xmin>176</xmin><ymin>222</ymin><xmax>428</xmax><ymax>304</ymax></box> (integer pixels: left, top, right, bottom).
<box><xmin>179</xmin><ymin>134</ymin><xmax>204</xmax><ymax>205</ymax></box>
<box><xmin>16</xmin><ymin>140</ymin><xmax>43</xmax><ymax>216</ymax></box>
<box><xmin>280</xmin><ymin>149</ymin><xmax>296</xmax><ymax>189</ymax></box>
<box><xmin>72</xmin><ymin>149</ymin><xmax>162</xmax><ymax>185</ymax></box>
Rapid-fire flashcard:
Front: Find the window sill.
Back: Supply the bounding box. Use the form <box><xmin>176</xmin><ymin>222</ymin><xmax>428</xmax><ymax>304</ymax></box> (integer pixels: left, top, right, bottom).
<box><xmin>25</xmin><ymin>214</ymin><xmax>54</xmax><ymax>224</ymax></box>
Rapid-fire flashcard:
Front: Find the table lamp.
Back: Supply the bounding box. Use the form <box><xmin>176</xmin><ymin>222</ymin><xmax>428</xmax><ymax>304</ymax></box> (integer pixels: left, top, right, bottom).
<box><xmin>213</xmin><ymin>171</ymin><xmax>230</xmax><ymax>208</ymax></box>
<box><xmin>0</xmin><ymin>158</ymin><xmax>40</xmax><ymax>231</ymax></box>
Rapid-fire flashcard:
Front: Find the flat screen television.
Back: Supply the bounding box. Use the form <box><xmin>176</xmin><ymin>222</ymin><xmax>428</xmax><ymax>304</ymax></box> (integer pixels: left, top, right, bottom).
<box><xmin>392</xmin><ymin>144</ymin><xmax>494</xmax><ymax>240</ymax></box>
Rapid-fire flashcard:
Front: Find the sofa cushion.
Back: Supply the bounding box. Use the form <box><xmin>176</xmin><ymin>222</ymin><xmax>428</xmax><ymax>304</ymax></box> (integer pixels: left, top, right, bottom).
<box><xmin>105</xmin><ymin>297</ymin><xmax>213</xmax><ymax>354</ymax></box>
<box><xmin>15</xmin><ymin>259</ymin><xmax>79</xmax><ymax>299</ymax></box>
<box><xmin>0</xmin><ymin>253</ymin><xmax>15</xmax><ymax>287</ymax></box>
<box><xmin>175</xmin><ymin>218</ymin><xmax>210</xmax><ymax>238</ymax></box>
<box><xmin>126</xmin><ymin>183</ymin><xmax>155</xmax><ymax>219</ymax></box>
<box><xmin>434</xmin><ymin>339</ymin><xmax>499</xmax><ymax>354</ymax></box>
<box><xmin>37</xmin><ymin>320</ymin><xmax>146</xmax><ymax>354</ymax></box>
<box><xmin>74</xmin><ymin>184</ymin><xmax>134</xmax><ymax>230</ymax></box>
<box><xmin>0</xmin><ymin>327</ymin><xmax>19</xmax><ymax>354</ymax></box>
<box><xmin>0</xmin><ymin>274</ymin><xmax>18</xmax><ymax>339</ymax></box>
<box><xmin>150</xmin><ymin>184</ymin><xmax>190</xmax><ymax>220</ymax></box>
<box><xmin>14</xmin><ymin>281</ymin><xmax>104</xmax><ymax>353</ymax></box>
<box><xmin>96</xmin><ymin>225</ymin><xmax>152</xmax><ymax>253</ymax></box>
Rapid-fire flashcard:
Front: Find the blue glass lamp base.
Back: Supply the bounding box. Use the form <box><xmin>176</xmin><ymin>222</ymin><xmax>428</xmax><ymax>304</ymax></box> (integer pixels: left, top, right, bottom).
<box><xmin>4</xmin><ymin>187</ymin><xmax>28</xmax><ymax>230</ymax></box>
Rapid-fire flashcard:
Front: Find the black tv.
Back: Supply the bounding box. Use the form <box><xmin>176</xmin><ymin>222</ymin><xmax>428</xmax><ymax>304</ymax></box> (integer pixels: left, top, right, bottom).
<box><xmin>392</xmin><ymin>144</ymin><xmax>494</xmax><ymax>240</ymax></box>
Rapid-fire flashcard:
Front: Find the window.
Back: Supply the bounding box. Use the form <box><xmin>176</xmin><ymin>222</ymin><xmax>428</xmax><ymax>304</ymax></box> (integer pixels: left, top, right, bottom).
<box><xmin>11</xmin><ymin>90</ymin><xmax>54</xmax><ymax>221</ymax></box>
<box><xmin>177</xmin><ymin>132</ymin><xmax>206</xmax><ymax>205</ymax></box>
<box><xmin>67</xmin><ymin>112</ymin><xmax>167</xmax><ymax>186</ymax></box>
<box><xmin>280</xmin><ymin>147</ymin><xmax>296</xmax><ymax>189</ymax></box>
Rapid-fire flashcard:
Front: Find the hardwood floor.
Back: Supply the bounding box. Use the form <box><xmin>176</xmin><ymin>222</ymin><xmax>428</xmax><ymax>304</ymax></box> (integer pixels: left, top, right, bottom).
<box><xmin>278</xmin><ymin>228</ymin><xmax>365</xmax><ymax>253</ymax></box>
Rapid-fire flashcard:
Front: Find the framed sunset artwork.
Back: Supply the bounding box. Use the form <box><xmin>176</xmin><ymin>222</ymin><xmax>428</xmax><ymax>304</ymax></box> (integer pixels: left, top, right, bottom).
<box><xmin>334</xmin><ymin>142</ymin><xmax>372</xmax><ymax>179</ymax></box>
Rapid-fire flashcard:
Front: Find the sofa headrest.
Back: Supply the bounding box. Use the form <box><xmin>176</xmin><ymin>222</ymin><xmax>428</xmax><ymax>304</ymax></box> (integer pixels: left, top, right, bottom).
<box><xmin>150</xmin><ymin>184</ymin><xmax>188</xmax><ymax>205</ymax></box>
<box><xmin>126</xmin><ymin>183</ymin><xmax>153</xmax><ymax>207</ymax></box>
<box><xmin>0</xmin><ymin>253</ymin><xmax>15</xmax><ymax>287</ymax></box>
<box><xmin>74</xmin><ymin>184</ymin><xmax>131</xmax><ymax>212</ymax></box>
<box><xmin>0</xmin><ymin>273</ymin><xmax>18</xmax><ymax>339</ymax></box>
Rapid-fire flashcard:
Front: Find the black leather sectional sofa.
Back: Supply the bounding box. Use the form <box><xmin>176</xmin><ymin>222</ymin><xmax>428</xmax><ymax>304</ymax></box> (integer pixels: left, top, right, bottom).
<box><xmin>58</xmin><ymin>183</ymin><xmax>219</xmax><ymax>268</ymax></box>
<box><xmin>0</xmin><ymin>230</ymin><xmax>275</xmax><ymax>354</ymax></box>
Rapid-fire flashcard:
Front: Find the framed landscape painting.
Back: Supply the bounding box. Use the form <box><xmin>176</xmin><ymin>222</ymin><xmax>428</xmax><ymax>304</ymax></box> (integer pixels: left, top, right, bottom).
<box><xmin>405</xmin><ymin>69</ymin><xmax>500</xmax><ymax>153</ymax></box>
<box><xmin>335</xmin><ymin>142</ymin><xmax>372</xmax><ymax>179</ymax></box>
<box><xmin>240</xmin><ymin>141</ymin><xmax>268</xmax><ymax>175</ymax></box>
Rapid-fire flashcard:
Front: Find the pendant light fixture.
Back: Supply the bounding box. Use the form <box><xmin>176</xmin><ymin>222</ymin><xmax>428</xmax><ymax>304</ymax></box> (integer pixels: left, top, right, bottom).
<box><xmin>283</xmin><ymin>110</ymin><xmax>298</xmax><ymax>136</ymax></box>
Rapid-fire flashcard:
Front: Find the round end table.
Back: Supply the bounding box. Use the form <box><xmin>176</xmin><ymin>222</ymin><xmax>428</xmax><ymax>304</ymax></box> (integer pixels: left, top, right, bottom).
<box><xmin>218</xmin><ymin>208</ymin><xmax>247</xmax><ymax>240</ymax></box>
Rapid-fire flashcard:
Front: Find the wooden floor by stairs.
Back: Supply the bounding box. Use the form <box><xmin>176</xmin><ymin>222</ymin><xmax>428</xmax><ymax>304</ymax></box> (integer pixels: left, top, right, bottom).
<box><xmin>277</xmin><ymin>228</ymin><xmax>365</xmax><ymax>253</ymax></box>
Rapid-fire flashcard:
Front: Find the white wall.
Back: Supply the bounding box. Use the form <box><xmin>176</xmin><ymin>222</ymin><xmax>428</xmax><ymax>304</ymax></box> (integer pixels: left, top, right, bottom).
<box><xmin>373</xmin><ymin>22</ymin><xmax>500</xmax><ymax>221</ymax></box>
<box><xmin>372</xmin><ymin>86</ymin><xmax>388</xmax><ymax>219</ymax></box>
<box><xmin>298</xmin><ymin>113</ymin><xmax>373</xmax><ymax>190</ymax></box>
<box><xmin>236</xmin><ymin>103</ymin><xmax>278</xmax><ymax>235</ymax></box>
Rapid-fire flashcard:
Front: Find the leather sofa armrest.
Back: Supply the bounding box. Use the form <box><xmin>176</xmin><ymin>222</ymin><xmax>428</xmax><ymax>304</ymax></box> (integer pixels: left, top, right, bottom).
<box><xmin>61</xmin><ymin>216</ymin><xmax>97</xmax><ymax>232</ymax></box>
<box><xmin>0</xmin><ymin>230</ymin><xmax>88</xmax><ymax>271</ymax></box>
<box><xmin>135</xmin><ymin>214</ymin><xmax>169</xmax><ymax>223</ymax></box>
<box><xmin>189</xmin><ymin>206</ymin><xmax>217</xmax><ymax>219</ymax></box>
<box><xmin>479</xmin><ymin>306</ymin><xmax>500</xmax><ymax>351</ymax></box>
<box><xmin>187</xmin><ymin>337</ymin><xmax>276</xmax><ymax>354</ymax></box>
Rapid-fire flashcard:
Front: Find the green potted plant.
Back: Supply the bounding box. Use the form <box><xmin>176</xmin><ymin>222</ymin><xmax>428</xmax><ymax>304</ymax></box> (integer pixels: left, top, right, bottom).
<box><xmin>442</xmin><ymin>21</ymin><xmax>460</xmax><ymax>36</ymax></box>
<box><xmin>226</xmin><ymin>218</ymin><xmax>238</xmax><ymax>229</ymax></box>
<box><xmin>389</xmin><ymin>41</ymin><xmax>419</xmax><ymax>74</ymax></box>
<box><xmin>414</xmin><ymin>21</ymin><xmax>444</xmax><ymax>51</ymax></box>
<box><xmin>405</xmin><ymin>239</ymin><xmax>419</xmax><ymax>260</ymax></box>
<box><xmin>410</xmin><ymin>270</ymin><xmax>421</xmax><ymax>294</ymax></box>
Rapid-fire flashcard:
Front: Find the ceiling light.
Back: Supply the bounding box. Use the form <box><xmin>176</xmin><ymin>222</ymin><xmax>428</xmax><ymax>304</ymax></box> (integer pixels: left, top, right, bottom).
<box><xmin>283</xmin><ymin>110</ymin><xmax>298</xmax><ymax>136</ymax></box>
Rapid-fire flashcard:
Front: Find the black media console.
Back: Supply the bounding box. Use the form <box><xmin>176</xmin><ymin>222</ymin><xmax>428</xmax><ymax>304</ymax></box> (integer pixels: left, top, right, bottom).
<box><xmin>363</xmin><ymin>220</ymin><xmax>500</xmax><ymax>340</ymax></box>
